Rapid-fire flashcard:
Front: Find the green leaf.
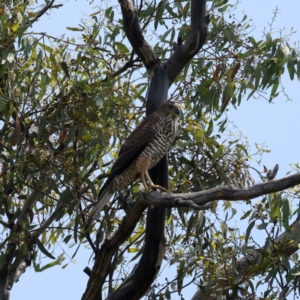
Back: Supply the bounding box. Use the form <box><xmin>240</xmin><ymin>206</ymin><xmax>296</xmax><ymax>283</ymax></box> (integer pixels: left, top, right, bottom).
<box><xmin>248</xmin><ymin>36</ymin><xmax>259</xmax><ymax>48</ymax></box>
<box><xmin>254</xmin><ymin>61</ymin><xmax>261</xmax><ymax>89</ymax></box>
<box><xmin>114</xmin><ymin>42</ymin><xmax>129</xmax><ymax>53</ymax></box>
<box><xmin>0</xmin><ymin>61</ymin><xmax>8</xmax><ymax>78</ymax></box>
<box><xmin>165</xmin><ymin>3</ymin><xmax>177</xmax><ymax>17</ymax></box>
<box><xmin>282</xmin><ymin>200</ymin><xmax>291</xmax><ymax>231</ymax></box>
<box><xmin>223</xmin><ymin>28</ymin><xmax>235</xmax><ymax>42</ymax></box>
<box><xmin>66</xmin><ymin>27</ymin><xmax>83</xmax><ymax>32</ymax></box>
<box><xmin>223</xmin><ymin>82</ymin><xmax>235</xmax><ymax>101</ymax></box>
<box><xmin>37</xmin><ymin>254</ymin><xmax>65</xmax><ymax>272</ymax></box>
<box><xmin>56</xmin><ymin>188</ymin><xmax>71</xmax><ymax>210</ymax></box>
<box><xmin>205</xmin><ymin>119</ymin><xmax>214</xmax><ymax>136</ymax></box>
<box><xmin>85</xmin><ymin>178</ymin><xmax>97</xmax><ymax>199</ymax></box>
<box><xmin>177</xmin><ymin>259</ymin><xmax>185</xmax><ymax>294</ymax></box>
<box><xmin>155</xmin><ymin>1</ymin><xmax>165</xmax><ymax>30</ymax></box>
<box><xmin>36</xmin><ymin>238</ymin><xmax>55</xmax><ymax>259</ymax></box>
<box><xmin>240</xmin><ymin>210</ymin><xmax>251</xmax><ymax>220</ymax></box>
<box><xmin>60</xmin><ymin>61</ymin><xmax>70</xmax><ymax>78</ymax></box>
<box><xmin>245</xmin><ymin>220</ymin><xmax>255</xmax><ymax>243</ymax></box>
<box><xmin>139</xmin><ymin>6</ymin><xmax>155</xmax><ymax>18</ymax></box>
<box><xmin>105</xmin><ymin>6</ymin><xmax>113</xmax><ymax>18</ymax></box>
<box><xmin>297</xmin><ymin>61</ymin><xmax>300</xmax><ymax>81</ymax></box>
<box><xmin>0</xmin><ymin>98</ymin><xmax>5</xmax><ymax>112</ymax></box>
<box><xmin>63</xmin><ymin>235</ymin><xmax>72</xmax><ymax>244</ymax></box>
<box><xmin>257</xmin><ymin>222</ymin><xmax>268</xmax><ymax>230</ymax></box>
<box><xmin>287</xmin><ymin>58</ymin><xmax>295</xmax><ymax>80</ymax></box>
<box><xmin>165</xmin><ymin>288</ymin><xmax>171</xmax><ymax>299</ymax></box>
<box><xmin>270</xmin><ymin>80</ymin><xmax>279</xmax><ymax>100</ymax></box>
<box><xmin>71</xmin><ymin>244</ymin><xmax>80</xmax><ymax>259</ymax></box>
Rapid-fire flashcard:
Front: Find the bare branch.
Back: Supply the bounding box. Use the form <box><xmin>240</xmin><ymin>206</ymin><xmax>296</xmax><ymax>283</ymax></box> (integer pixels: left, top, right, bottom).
<box><xmin>167</xmin><ymin>0</ymin><xmax>210</xmax><ymax>83</ymax></box>
<box><xmin>81</xmin><ymin>201</ymin><xmax>147</xmax><ymax>300</ymax></box>
<box><xmin>142</xmin><ymin>172</ymin><xmax>300</xmax><ymax>207</ymax></box>
<box><xmin>119</xmin><ymin>0</ymin><xmax>159</xmax><ymax>70</ymax></box>
<box><xmin>29</xmin><ymin>1</ymin><xmax>63</xmax><ymax>25</ymax></box>
<box><xmin>142</xmin><ymin>195</ymin><xmax>213</xmax><ymax>210</ymax></box>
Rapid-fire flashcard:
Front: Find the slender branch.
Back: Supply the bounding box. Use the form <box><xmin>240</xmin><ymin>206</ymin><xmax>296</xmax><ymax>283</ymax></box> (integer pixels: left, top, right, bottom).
<box><xmin>29</xmin><ymin>1</ymin><xmax>59</xmax><ymax>25</ymax></box>
<box><xmin>30</xmin><ymin>206</ymin><xmax>64</xmax><ymax>240</ymax></box>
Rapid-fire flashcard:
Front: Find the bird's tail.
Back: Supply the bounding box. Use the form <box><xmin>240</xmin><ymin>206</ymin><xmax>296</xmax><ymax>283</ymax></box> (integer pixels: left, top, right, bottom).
<box><xmin>85</xmin><ymin>187</ymin><xmax>113</xmax><ymax>229</ymax></box>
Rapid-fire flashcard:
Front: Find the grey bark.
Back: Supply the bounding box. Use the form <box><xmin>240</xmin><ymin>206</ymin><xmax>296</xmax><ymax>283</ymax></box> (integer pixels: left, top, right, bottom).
<box><xmin>0</xmin><ymin>188</ymin><xmax>42</xmax><ymax>300</ymax></box>
<box><xmin>81</xmin><ymin>200</ymin><xmax>148</xmax><ymax>300</ymax></box>
<box><xmin>141</xmin><ymin>172</ymin><xmax>300</xmax><ymax>207</ymax></box>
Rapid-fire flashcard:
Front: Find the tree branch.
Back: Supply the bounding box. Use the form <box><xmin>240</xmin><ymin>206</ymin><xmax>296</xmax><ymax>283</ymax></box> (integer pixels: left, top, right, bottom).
<box><xmin>81</xmin><ymin>201</ymin><xmax>147</xmax><ymax>300</ymax></box>
<box><xmin>82</xmin><ymin>172</ymin><xmax>300</xmax><ymax>299</ymax></box>
<box><xmin>29</xmin><ymin>1</ymin><xmax>62</xmax><ymax>25</ymax></box>
<box><xmin>191</xmin><ymin>215</ymin><xmax>300</xmax><ymax>299</ymax></box>
<box><xmin>3</xmin><ymin>254</ymin><xmax>33</xmax><ymax>300</ymax></box>
<box><xmin>118</xmin><ymin>0</ymin><xmax>159</xmax><ymax>70</ymax></box>
<box><xmin>141</xmin><ymin>172</ymin><xmax>300</xmax><ymax>207</ymax></box>
<box><xmin>167</xmin><ymin>0</ymin><xmax>210</xmax><ymax>84</ymax></box>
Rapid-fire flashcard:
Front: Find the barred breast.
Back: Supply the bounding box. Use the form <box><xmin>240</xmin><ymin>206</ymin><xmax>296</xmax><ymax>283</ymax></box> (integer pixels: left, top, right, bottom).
<box><xmin>139</xmin><ymin>115</ymin><xmax>178</xmax><ymax>169</ymax></box>
<box><xmin>110</xmin><ymin>112</ymin><xmax>179</xmax><ymax>193</ymax></box>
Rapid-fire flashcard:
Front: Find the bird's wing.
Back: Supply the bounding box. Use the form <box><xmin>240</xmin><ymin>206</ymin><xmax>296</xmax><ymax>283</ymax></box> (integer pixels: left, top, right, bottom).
<box><xmin>98</xmin><ymin>111</ymin><xmax>160</xmax><ymax>199</ymax></box>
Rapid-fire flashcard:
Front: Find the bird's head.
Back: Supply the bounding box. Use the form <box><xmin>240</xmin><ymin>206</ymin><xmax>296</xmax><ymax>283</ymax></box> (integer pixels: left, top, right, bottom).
<box><xmin>158</xmin><ymin>101</ymin><xmax>181</xmax><ymax>119</ymax></box>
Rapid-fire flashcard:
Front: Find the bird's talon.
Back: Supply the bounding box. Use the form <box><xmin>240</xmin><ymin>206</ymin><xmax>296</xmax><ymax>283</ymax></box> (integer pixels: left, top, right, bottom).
<box><xmin>143</xmin><ymin>185</ymin><xmax>168</xmax><ymax>194</ymax></box>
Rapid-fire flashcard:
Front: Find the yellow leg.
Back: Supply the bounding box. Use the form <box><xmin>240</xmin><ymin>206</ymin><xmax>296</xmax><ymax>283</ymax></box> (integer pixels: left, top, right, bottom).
<box><xmin>143</xmin><ymin>170</ymin><xmax>168</xmax><ymax>194</ymax></box>
<box><xmin>140</xmin><ymin>173</ymin><xmax>149</xmax><ymax>190</ymax></box>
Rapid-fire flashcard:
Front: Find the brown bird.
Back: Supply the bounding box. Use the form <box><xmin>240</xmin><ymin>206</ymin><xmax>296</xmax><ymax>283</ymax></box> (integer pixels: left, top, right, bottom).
<box><xmin>87</xmin><ymin>101</ymin><xmax>181</xmax><ymax>225</ymax></box>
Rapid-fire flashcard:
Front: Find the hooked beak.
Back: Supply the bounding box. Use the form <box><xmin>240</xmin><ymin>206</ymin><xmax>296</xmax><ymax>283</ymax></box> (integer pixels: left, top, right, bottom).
<box><xmin>174</xmin><ymin>105</ymin><xmax>181</xmax><ymax>116</ymax></box>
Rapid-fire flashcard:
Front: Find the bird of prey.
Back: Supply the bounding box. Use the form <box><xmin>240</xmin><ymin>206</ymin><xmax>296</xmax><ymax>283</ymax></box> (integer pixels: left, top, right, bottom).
<box><xmin>87</xmin><ymin>101</ymin><xmax>181</xmax><ymax>225</ymax></box>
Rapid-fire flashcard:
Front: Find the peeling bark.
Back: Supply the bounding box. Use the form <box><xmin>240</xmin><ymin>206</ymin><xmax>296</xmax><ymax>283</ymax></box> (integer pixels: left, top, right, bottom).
<box><xmin>0</xmin><ymin>253</ymin><xmax>32</xmax><ymax>300</ymax></box>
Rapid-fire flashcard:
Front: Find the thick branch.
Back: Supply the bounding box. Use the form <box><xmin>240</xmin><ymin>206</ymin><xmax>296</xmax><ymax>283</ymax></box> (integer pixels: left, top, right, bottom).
<box><xmin>119</xmin><ymin>0</ymin><xmax>159</xmax><ymax>70</ymax></box>
<box><xmin>3</xmin><ymin>254</ymin><xmax>32</xmax><ymax>300</ymax></box>
<box><xmin>142</xmin><ymin>172</ymin><xmax>300</xmax><ymax>207</ymax></box>
<box><xmin>81</xmin><ymin>201</ymin><xmax>147</xmax><ymax>300</ymax></box>
<box><xmin>167</xmin><ymin>0</ymin><xmax>210</xmax><ymax>83</ymax></box>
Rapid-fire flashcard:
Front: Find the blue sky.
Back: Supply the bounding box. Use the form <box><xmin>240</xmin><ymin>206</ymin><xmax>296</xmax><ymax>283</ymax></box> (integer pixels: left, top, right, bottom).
<box><xmin>12</xmin><ymin>0</ymin><xmax>300</xmax><ymax>299</ymax></box>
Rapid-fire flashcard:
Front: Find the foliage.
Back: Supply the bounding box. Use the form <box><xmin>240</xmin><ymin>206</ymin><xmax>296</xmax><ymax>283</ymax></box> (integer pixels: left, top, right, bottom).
<box><xmin>0</xmin><ymin>0</ymin><xmax>299</xmax><ymax>299</ymax></box>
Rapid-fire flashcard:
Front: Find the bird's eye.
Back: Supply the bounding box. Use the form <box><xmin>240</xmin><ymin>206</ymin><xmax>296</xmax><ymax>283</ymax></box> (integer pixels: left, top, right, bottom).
<box><xmin>168</xmin><ymin>104</ymin><xmax>173</xmax><ymax>109</ymax></box>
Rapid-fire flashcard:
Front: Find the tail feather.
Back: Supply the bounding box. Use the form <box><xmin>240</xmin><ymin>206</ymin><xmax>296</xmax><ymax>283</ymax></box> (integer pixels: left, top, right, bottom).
<box><xmin>85</xmin><ymin>186</ymin><xmax>113</xmax><ymax>229</ymax></box>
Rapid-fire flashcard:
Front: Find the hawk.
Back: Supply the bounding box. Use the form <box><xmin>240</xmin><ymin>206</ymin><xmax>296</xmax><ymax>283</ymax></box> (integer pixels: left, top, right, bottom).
<box><xmin>87</xmin><ymin>101</ymin><xmax>181</xmax><ymax>225</ymax></box>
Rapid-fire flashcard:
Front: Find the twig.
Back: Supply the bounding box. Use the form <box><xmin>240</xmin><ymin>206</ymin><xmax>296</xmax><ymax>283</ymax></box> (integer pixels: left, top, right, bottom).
<box><xmin>29</xmin><ymin>1</ymin><xmax>60</xmax><ymax>24</ymax></box>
